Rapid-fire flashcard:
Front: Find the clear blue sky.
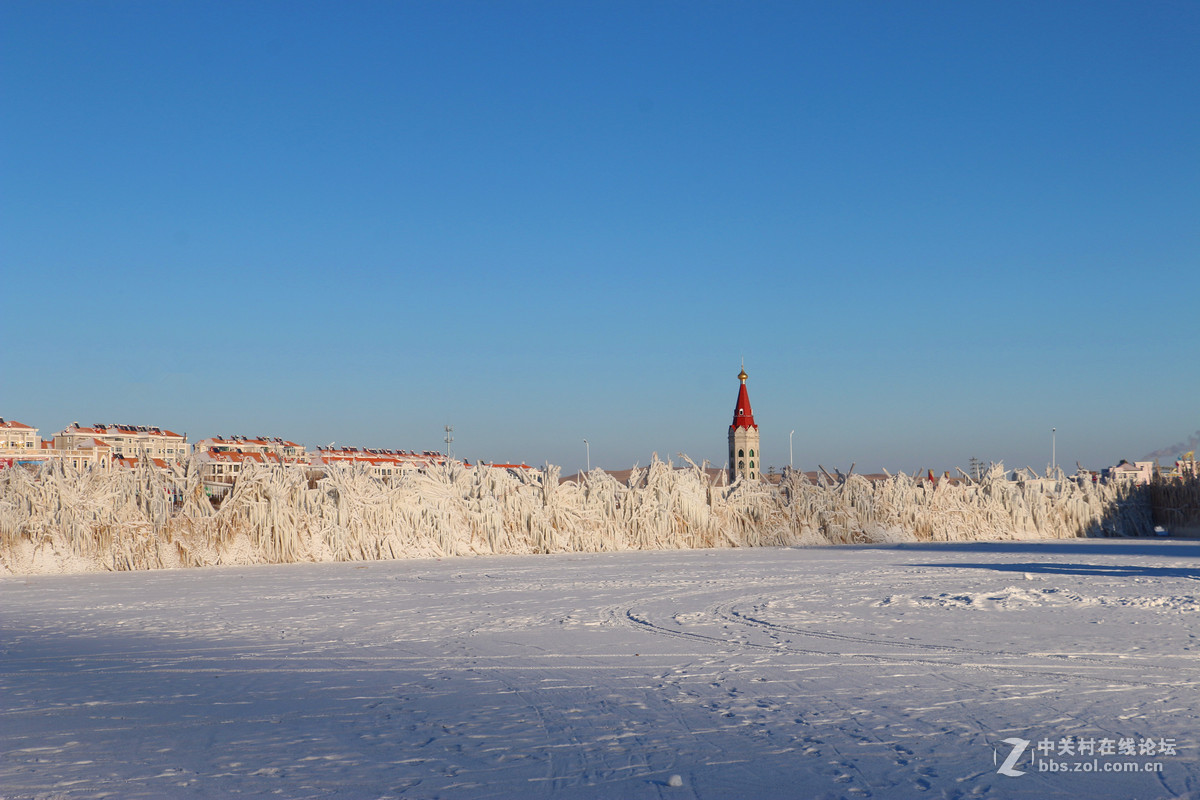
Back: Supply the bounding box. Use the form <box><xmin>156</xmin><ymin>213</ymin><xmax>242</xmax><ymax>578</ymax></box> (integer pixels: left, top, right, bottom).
<box><xmin>3</xmin><ymin>1</ymin><xmax>1197</xmax><ymax>475</ymax></box>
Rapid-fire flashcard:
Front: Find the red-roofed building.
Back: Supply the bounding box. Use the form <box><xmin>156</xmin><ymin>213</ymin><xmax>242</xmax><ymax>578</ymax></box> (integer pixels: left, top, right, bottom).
<box><xmin>728</xmin><ymin>366</ymin><xmax>761</xmax><ymax>482</ymax></box>
<box><xmin>60</xmin><ymin>438</ymin><xmax>113</xmax><ymax>470</ymax></box>
<box><xmin>1</xmin><ymin>417</ymin><xmax>45</xmax><ymax>470</ymax></box>
<box><xmin>53</xmin><ymin>422</ymin><xmax>190</xmax><ymax>462</ymax></box>
<box><xmin>1</xmin><ymin>417</ymin><xmax>41</xmax><ymax>450</ymax></box>
<box><xmin>196</xmin><ymin>447</ymin><xmax>288</xmax><ymax>495</ymax></box>
<box><xmin>1</xmin><ymin>418</ymin><xmax>115</xmax><ymax>470</ymax></box>
<box><xmin>311</xmin><ymin>446</ymin><xmax>457</xmax><ymax>480</ymax></box>
<box><xmin>194</xmin><ymin>435</ymin><xmax>306</xmax><ymax>463</ymax></box>
<box><xmin>113</xmin><ymin>455</ymin><xmax>172</xmax><ymax>472</ymax></box>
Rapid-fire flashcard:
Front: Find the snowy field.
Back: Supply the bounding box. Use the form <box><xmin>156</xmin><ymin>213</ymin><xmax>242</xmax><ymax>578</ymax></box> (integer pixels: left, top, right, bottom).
<box><xmin>2</xmin><ymin>540</ymin><xmax>1197</xmax><ymax>800</ymax></box>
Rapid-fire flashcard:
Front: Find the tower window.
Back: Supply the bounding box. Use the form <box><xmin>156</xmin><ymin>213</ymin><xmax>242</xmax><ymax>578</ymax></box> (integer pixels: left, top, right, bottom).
<box><xmin>749</xmin><ymin>461</ymin><xmax>755</xmax><ymax>469</ymax></box>
<box><xmin>738</xmin><ymin>460</ymin><xmax>745</xmax><ymax>469</ymax></box>
<box><xmin>749</xmin><ymin>449</ymin><xmax>755</xmax><ymax>457</ymax></box>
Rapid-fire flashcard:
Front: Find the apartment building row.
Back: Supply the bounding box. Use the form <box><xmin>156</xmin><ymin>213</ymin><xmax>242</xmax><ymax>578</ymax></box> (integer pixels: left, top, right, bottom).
<box><xmin>2</xmin><ymin>417</ymin><xmax>530</xmax><ymax>494</ymax></box>
<box><xmin>1</xmin><ymin>419</ymin><xmax>190</xmax><ymax>470</ymax></box>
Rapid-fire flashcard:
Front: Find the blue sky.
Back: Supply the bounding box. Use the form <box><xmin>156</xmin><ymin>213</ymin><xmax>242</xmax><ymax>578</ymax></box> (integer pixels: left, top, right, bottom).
<box><xmin>2</xmin><ymin>1</ymin><xmax>1197</xmax><ymax>475</ymax></box>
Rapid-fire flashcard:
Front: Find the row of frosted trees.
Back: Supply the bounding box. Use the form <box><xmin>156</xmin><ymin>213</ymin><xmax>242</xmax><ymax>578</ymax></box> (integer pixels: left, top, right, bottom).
<box><xmin>0</xmin><ymin>456</ymin><xmax>1162</xmax><ymax>573</ymax></box>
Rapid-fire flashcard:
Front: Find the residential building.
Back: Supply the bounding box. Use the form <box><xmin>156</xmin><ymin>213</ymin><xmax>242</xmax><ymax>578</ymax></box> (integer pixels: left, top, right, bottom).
<box><xmin>194</xmin><ymin>435</ymin><xmax>307</xmax><ymax>463</ymax></box>
<box><xmin>1103</xmin><ymin>460</ymin><xmax>1154</xmax><ymax>485</ymax></box>
<box><xmin>0</xmin><ymin>418</ymin><xmax>40</xmax><ymax>450</ymax></box>
<box><xmin>1179</xmin><ymin>453</ymin><xmax>1198</xmax><ymax>478</ymax></box>
<box><xmin>311</xmin><ymin>446</ymin><xmax>451</xmax><ymax>480</ymax></box>
<box><xmin>54</xmin><ymin>423</ymin><xmax>190</xmax><ymax>462</ymax></box>
<box><xmin>1</xmin><ymin>418</ymin><xmax>116</xmax><ymax>470</ymax></box>
<box><xmin>57</xmin><ymin>438</ymin><xmax>113</xmax><ymax>470</ymax></box>
<box><xmin>112</xmin><ymin>455</ymin><xmax>172</xmax><ymax>472</ymax></box>
<box><xmin>195</xmin><ymin>448</ymin><xmax>287</xmax><ymax>495</ymax></box>
<box><xmin>1</xmin><ymin>417</ymin><xmax>45</xmax><ymax>470</ymax></box>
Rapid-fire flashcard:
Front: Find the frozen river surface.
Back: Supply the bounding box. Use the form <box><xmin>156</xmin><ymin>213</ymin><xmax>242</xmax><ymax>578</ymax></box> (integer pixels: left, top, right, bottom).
<box><xmin>2</xmin><ymin>540</ymin><xmax>1198</xmax><ymax>799</ymax></box>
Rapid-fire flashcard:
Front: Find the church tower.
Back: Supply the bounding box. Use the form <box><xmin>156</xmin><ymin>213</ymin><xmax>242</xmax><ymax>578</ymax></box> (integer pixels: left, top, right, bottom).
<box><xmin>728</xmin><ymin>366</ymin><xmax>760</xmax><ymax>482</ymax></box>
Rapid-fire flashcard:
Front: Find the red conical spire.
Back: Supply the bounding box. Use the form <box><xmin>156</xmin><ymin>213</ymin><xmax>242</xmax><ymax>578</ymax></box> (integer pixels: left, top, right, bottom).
<box><xmin>730</xmin><ymin>367</ymin><xmax>757</xmax><ymax>430</ymax></box>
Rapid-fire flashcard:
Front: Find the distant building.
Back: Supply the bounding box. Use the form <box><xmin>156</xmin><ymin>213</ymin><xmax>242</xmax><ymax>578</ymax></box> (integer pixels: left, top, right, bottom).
<box><xmin>0</xmin><ymin>418</ymin><xmax>40</xmax><ymax>450</ymax></box>
<box><xmin>311</xmin><ymin>446</ymin><xmax>451</xmax><ymax>480</ymax></box>
<box><xmin>1</xmin><ymin>417</ymin><xmax>117</xmax><ymax>470</ymax></box>
<box><xmin>53</xmin><ymin>423</ymin><xmax>190</xmax><ymax>462</ymax></box>
<box><xmin>728</xmin><ymin>367</ymin><xmax>761</xmax><ymax>482</ymax></box>
<box><xmin>194</xmin><ymin>435</ymin><xmax>307</xmax><ymax>463</ymax></box>
<box><xmin>196</xmin><ymin>448</ymin><xmax>287</xmax><ymax>495</ymax></box>
<box><xmin>193</xmin><ymin>436</ymin><xmax>305</xmax><ymax>496</ymax></box>
<box><xmin>0</xmin><ymin>417</ymin><xmax>47</xmax><ymax>470</ymax></box>
<box><xmin>479</xmin><ymin>462</ymin><xmax>534</xmax><ymax>471</ymax></box>
<box><xmin>1103</xmin><ymin>460</ymin><xmax>1154</xmax><ymax>485</ymax></box>
<box><xmin>58</xmin><ymin>438</ymin><xmax>113</xmax><ymax>470</ymax></box>
<box><xmin>1178</xmin><ymin>454</ymin><xmax>1198</xmax><ymax>478</ymax></box>
<box><xmin>112</xmin><ymin>455</ymin><xmax>173</xmax><ymax>472</ymax></box>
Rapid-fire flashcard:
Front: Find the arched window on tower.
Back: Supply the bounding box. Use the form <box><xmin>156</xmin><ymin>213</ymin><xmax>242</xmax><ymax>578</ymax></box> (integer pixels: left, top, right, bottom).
<box><xmin>749</xmin><ymin>449</ymin><xmax>755</xmax><ymax>457</ymax></box>
<box><xmin>738</xmin><ymin>460</ymin><xmax>745</xmax><ymax>470</ymax></box>
<box><xmin>738</xmin><ymin>449</ymin><xmax>744</xmax><ymax>458</ymax></box>
<box><xmin>749</xmin><ymin>460</ymin><xmax>755</xmax><ymax>469</ymax></box>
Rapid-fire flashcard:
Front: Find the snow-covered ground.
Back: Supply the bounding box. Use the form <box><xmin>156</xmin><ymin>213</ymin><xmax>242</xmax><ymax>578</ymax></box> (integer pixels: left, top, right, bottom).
<box><xmin>2</xmin><ymin>540</ymin><xmax>1197</xmax><ymax>799</ymax></box>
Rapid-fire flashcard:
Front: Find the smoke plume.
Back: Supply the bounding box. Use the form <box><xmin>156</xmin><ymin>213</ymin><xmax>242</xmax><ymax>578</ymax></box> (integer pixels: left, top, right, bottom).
<box><xmin>1143</xmin><ymin>430</ymin><xmax>1200</xmax><ymax>461</ymax></box>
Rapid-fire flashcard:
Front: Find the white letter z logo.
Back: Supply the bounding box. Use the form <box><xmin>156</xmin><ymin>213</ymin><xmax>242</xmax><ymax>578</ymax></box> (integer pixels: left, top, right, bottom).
<box><xmin>996</xmin><ymin>737</ymin><xmax>1030</xmax><ymax>777</ymax></box>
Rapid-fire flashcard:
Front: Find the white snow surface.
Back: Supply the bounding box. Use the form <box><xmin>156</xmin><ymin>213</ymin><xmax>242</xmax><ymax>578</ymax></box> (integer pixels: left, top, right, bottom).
<box><xmin>2</xmin><ymin>540</ymin><xmax>1197</xmax><ymax>800</ymax></box>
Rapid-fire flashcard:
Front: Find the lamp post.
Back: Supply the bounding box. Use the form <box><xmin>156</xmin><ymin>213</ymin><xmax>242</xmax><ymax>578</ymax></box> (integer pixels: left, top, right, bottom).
<box><xmin>583</xmin><ymin>439</ymin><xmax>590</xmax><ymax>473</ymax></box>
<box><xmin>1051</xmin><ymin>428</ymin><xmax>1056</xmax><ymax>475</ymax></box>
<box><xmin>789</xmin><ymin>430</ymin><xmax>795</xmax><ymax>469</ymax></box>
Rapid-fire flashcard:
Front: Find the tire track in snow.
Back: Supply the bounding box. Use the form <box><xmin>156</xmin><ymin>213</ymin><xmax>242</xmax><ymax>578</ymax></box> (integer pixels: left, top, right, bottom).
<box><xmin>612</xmin><ymin>597</ymin><xmax>1200</xmax><ymax>691</ymax></box>
<box><xmin>716</xmin><ymin>599</ymin><xmax>1178</xmax><ymax>670</ymax></box>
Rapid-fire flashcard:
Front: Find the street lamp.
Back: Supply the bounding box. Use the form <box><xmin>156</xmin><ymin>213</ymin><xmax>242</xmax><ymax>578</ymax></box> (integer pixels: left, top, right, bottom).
<box><xmin>789</xmin><ymin>430</ymin><xmax>795</xmax><ymax>469</ymax></box>
<box><xmin>583</xmin><ymin>439</ymin><xmax>590</xmax><ymax>473</ymax></box>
